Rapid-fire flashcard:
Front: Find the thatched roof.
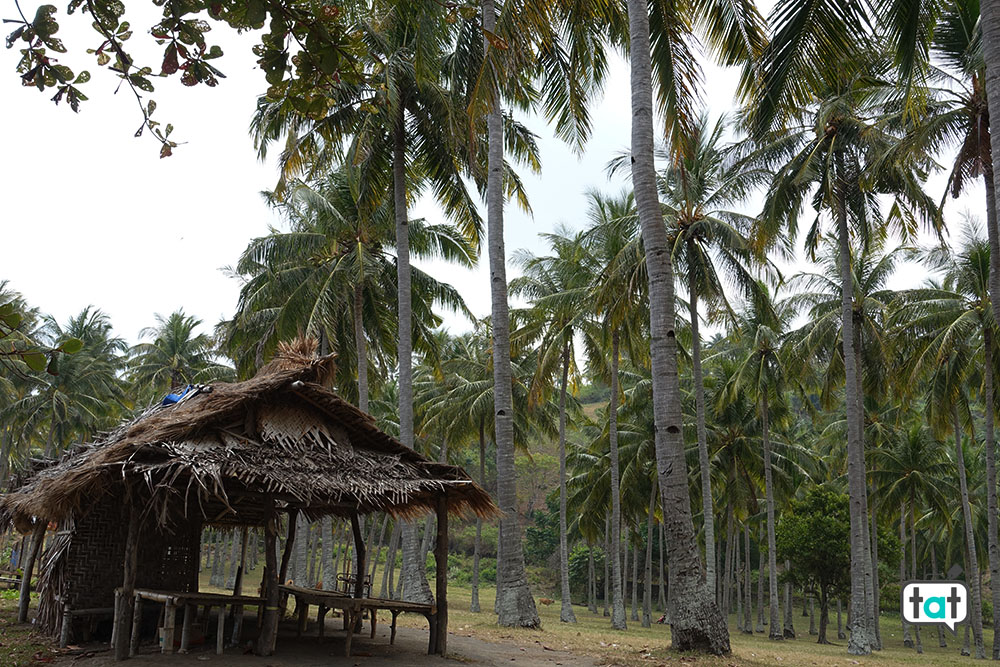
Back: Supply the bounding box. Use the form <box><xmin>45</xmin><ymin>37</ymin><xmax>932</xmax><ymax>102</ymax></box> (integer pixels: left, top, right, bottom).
<box><xmin>1</xmin><ymin>341</ymin><xmax>497</xmax><ymax>532</ymax></box>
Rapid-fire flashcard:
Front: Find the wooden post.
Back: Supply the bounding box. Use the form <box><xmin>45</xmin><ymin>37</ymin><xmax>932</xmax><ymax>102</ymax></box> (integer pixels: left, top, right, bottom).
<box><xmin>349</xmin><ymin>512</ymin><xmax>366</xmax><ymax>600</ymax></box>
<box><xmin>230</xmin><ymin>526</ymin><xmax>250</xmax><ymax>646</ymax></box>
<box><xmin>129</xmin><ymin>594</ymin><xmax>142</xmax><ymax>657</ymax></box>
<box><xmin>255</xmin><ymin>506</ymin><xmax>280</xmax><ymax>656</ymax></box>
<box><xmin>278</xmin><ymin>510</ymin><xmax>298</xmax><ymax>585</ymax></box>
<box><xmin>162</xmin><ymin>602</ymin><xmax>176</xmax><ymax>654</ymax></box>
<box><xmin>60</xmin><ymin>603</ymin><xmax>71</xmax><ymax>648</ymax></box>
<box><xmin>17</xmin><ymin>521</ymin><xmax>46</xmax><ymax>623</ymax></box>
<box><xmin>179</xmin><ymin>604</ymin><xmax>193</xmax><ymax>653</ymax></box>
<box><xmin>434</xmin><ymin>495</ymin><xmax>448</xmax><ymax>656</ymax></box>
<box><xmin>114</xmin><ymin>507</ymin><xmax>141</xmax><ymax>660</ymax></box>
<box><xmin>215</xmin><ymin>605</ymin><xmax>226</xmax><ymax>655</ymax></box>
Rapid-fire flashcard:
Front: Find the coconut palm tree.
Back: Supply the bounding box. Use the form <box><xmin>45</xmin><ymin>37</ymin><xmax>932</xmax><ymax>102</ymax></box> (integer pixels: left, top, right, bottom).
<box><xmin>659</xmin><ymin>113</ymin><xmax>771</xmax><ymax>598</ymax></box>
<box><xmin>512</xmin><ymin>226</ymin><xmax>602</xmax><ymax>623</ymax></box>
<box><xmin>621</xmin><ymin>0</ymin><xmax>771</xmax><ymax>648</ymax></box>
<box><xmin>870</xmin><ymin>424</ymin><xmax>952</xmax><ymax>651</ymax></box>
<box><xmin>893</xmin><ymin>227</ymin><xmax>1000</xmax><ymax>658</ymax></box>
<box><xmin>750</xmin><ymin>62</ymin><xmax>940</xmax><ymax>654</ymax></box>
<box><xmin>3</xmin><ymin>308</ymin><xmax>126</xmax><ymax>457</ymax></box>
<box><xmin>252</xmin><ymin>0</ymin><xmax>500</xmax><ymax>604</ymax></box>
<box><xmin>722</xmin><ymin>285</ymin><xmax>797</xmax><ymax>640</ymax></box>
<box><xmin>128</xmin><ymin>310</ymin><xmax>233</xmax><ymax>399</ymax></box>
<box><xmin>583</xmin><ymin>190</ymin><xmax>645</xmax><ymax>630</ymax></box>
<box><xmin>224</xmin><ymin>167</ymin><xmax>474</xmax><ymax>402</ymax></box>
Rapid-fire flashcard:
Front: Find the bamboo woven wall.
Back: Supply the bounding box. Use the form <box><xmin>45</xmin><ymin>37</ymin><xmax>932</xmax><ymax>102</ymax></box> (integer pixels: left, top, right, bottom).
<box><xmin>37</xmin><ymin>493</ymin><xmax>201</xmax><ymax>638</ymax></box>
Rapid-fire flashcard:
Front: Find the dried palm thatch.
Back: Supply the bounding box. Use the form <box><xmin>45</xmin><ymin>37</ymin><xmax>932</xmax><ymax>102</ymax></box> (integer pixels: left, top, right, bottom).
<box><xmin>1</xmin><ymin>342</ymin><xmax>497</xmax><ymax>532</ymax></box>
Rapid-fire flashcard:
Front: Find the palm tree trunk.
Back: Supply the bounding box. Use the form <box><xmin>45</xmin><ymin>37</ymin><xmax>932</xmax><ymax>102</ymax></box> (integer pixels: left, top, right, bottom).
<box><xmin>756</xmin><ymin>526</ymin><xmax>765</xmax><ymax>632</ymax></box>
<box><xmin>910</xmin><ymin>501</ymin><xmax>922</xmax><ymax>654</ymax></box>
<box><xmin>604</xmin><ymin>513</ymin><xmax>611</xmax><ymax>617</ymax></box>
<box><xmin>659</xmin><ymin>521</ymin><xmax>667</xmax><ymax>613</ymax></box>
<box><xmin>471</xmin><ymin>420</ymin><xmax>486</xmax><ymax>613</ymax></box>
<box><xmin>760</xmin><ymin>394</ymin><xmax>783</xmax><ymax>639</ymax></box>
<box><xmin>631</xmin><ymin>532</ymin><xmax>640</xmax><ymax>622</ymax></box>
<box><xmin>835</xmin><ymin>183</ymin><xmax>874</xmax><ymax>655</ymax></box>
<box><xmin>853</xmin><ymin>327</ymin><xmax>878</xmax><ymax>649</ymax></box>
<box><xmin>901</xmin><ymin>503</ymin><xmax>912</xmax><ymax>648</ymax></box>
<box><xmin>381</xmin><ymin>523</ymin><xmax>400</xmax><ymax>599</ymax></box>
<box><xmin>784</xmin><ymin>558</ymin><xmax>795</xmax><ymax>638</ymax></box>
<box><xmin>723</xmin><ymin>509</ymin><xmax>734</xmax><ymax>614</ymax></box>
<box><xmin>953</xmin><ymin>404</ymin><xmax>986</xmax><ymax>658</ymax></box>
<box><xmin>482</xmin><ymin>0</ymin><xmax>537</xmax><ymax>628</ymax></box>
<box><xmin>589</xmin><ymin>545</ymin><xmax>598</xmax><ymax>614</ymax></box>
<box><xmin>643</xmin><ymin>481</ymin><xmax>656</xmax><ymax>627</ymax></box>
<box><xmin>353</xmin><ymin>281</ymin><xmax>369</xmax><ymax>414</ymax></box>
<box><xmin>869</xmin><ymin>490</ymin><xmax>882</xmax><ymax>649</ymax></box>
<box><xmin>366</xmin><ymin>516</ymin><xmax>382</xmax><ymax>585</ymax></box>
<box><xmin>743</xmin><ymin>523</ymin><xmax>752</xmax><ymax>634</ymax></box>
<box><xmin>984</xmin><ymin>325</ymin><xmax>1000</xmax><ymax>659</ymax></box>
<box><xmin>931</xmin><ymin>545</ymin><xmax>947</xmax><ymax>647</ymax></box>
<box><xmin>609</xmin><ymin>329</ymin><xmax>627</xmax><ymax>629</ymax></box>
<box><xmin>624</xmin><ymin>0</ymin><xmax>728</xmax><ymax>652</ymax></box>
<box><xmin>392</xmin><ymin>105</ymin><xmax>433</xmax><ymax>605</ymax></box>
<box><xmin>558</xmin><ymin>344</ymin><xmax>577</xmax><ymax>623</ymax></box>
<box><xmin>688</xmin><ymin>263</ymin><xmax>715</xmax><ymax>593</ymax></box>
<box><xmin>735</xmin><ymin>529</ymin><xmax>743</xmax><ymax>632</ymax></box>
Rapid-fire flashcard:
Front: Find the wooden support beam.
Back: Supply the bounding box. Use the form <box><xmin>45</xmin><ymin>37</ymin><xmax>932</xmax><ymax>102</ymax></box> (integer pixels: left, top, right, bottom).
<box><xmin>254</xmin><ymin>505</ymin><xmax>280</xmax><ymax>656</ymax></box>
<box><xmin>434</xmin><ymin>495</ymin><xmax>448</xmax><ymax>656</ymax></box>
<box><xmin>278</xmin><ymin>509</ymin><xmax>298</xmax><ymax>585</ymax></box>
<box><xmin>17</xmin><ymin>521</ymin><xmax>45</xmax><ymax>623</ymax></box>
<box><xmin>350</xmin><ymin>512</ymin><xmax>366</xmax><ymax>600</ymax></box>
<box><xmin>115</xmin><ymin>506</ymin><xmax>141</xmax><ymax>660</ymax></box>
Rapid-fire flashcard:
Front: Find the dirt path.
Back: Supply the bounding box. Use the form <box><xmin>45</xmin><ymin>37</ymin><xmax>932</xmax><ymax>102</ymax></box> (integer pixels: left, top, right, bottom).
<box><xmin>57</xmin><ymin>624</ymin><xmax>596</xmax><ymax>667</ymax></box>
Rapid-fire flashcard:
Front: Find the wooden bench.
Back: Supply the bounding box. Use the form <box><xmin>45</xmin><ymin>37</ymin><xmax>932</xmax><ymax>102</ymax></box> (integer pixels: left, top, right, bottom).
<box><xmin>279</xmin><ymin>584</ymin><xmax>437</xmax><ymax>656</ymax></box>
<box><xmin>59</xmin><ymin>603</ymin><xmax>115</xmax><ymax>647</ymax></box>
<box><xmin>123</xmin><ymin>588</ymin><xmax>264</xmax><ymax>656</ymax></box>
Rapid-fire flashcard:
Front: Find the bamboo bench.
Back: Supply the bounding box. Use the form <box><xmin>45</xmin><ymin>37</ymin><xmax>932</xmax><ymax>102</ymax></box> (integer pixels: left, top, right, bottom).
<box><xmin>279</xmin><ymin>583</ymin><xmax>437</xmax><ymax>656</ymax></box>
<box><xmin>58</xmin><ymin>602</ymin><xmax>115</xmax><ymax>647</ymax></box>
<box><xmin>122</xmin><ymin>588</ymin><xmax>264</xmax><ymax>656</ymax></box>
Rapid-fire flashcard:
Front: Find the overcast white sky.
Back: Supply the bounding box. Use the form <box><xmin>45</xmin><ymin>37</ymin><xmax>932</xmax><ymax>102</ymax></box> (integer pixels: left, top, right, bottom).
<box><xmin>0</xmin><ymin>5</ymin><xmax>983</xmax><ymax>348</ymax></box>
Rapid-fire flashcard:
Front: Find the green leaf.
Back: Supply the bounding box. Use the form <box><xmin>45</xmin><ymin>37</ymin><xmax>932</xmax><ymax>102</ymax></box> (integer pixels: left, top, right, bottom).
<box><xmin>74</xmin><ymin>70</ymin><xmax>90</xmax><ymax>83</ymax></box>
<box><xmin>46</xmin><ymin>354</ymin><xmax>59</xmax><ymax>376</ymax></box>
<box><xmin>23</xmin><ymin>351</ymin><xmax>47</xmax><ymax>372</ymax></box>
<box><xmin>1</xmin><ymin>312</ymin><xmax>22</xmax><ymax>329</ymax></box>
<box><xmin>59</xmin><ymin>337</ymin><xmax>83</xmax><ymax>354</ymax></box>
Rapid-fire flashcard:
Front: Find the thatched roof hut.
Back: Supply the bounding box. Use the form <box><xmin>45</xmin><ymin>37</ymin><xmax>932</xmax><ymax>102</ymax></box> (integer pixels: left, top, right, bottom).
<box><xmin>2</xmin><ymin>342</ymin><xmax>494</xmax><ymax>532</ymax></box>
<box><xmin>2</xmin><ymin>341</ymin><xmax>495</xmax><ymax>658</ymax></box>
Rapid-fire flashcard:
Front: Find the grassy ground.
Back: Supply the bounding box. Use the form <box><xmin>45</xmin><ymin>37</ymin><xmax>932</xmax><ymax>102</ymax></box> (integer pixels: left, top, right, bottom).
<box><xmin>0</xmin><ymin>592</ymin><xmax>56</xmax><ymax>667</ymax></box>
<box><xmin>0</xmin><ymin>559</ymin><xmax>984</xmax><ymax>665</ymax></box>
<box><xmin>198</xmin><ymin>564</ymin><xmax>995</xmax><ymax>666</ymax></box>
